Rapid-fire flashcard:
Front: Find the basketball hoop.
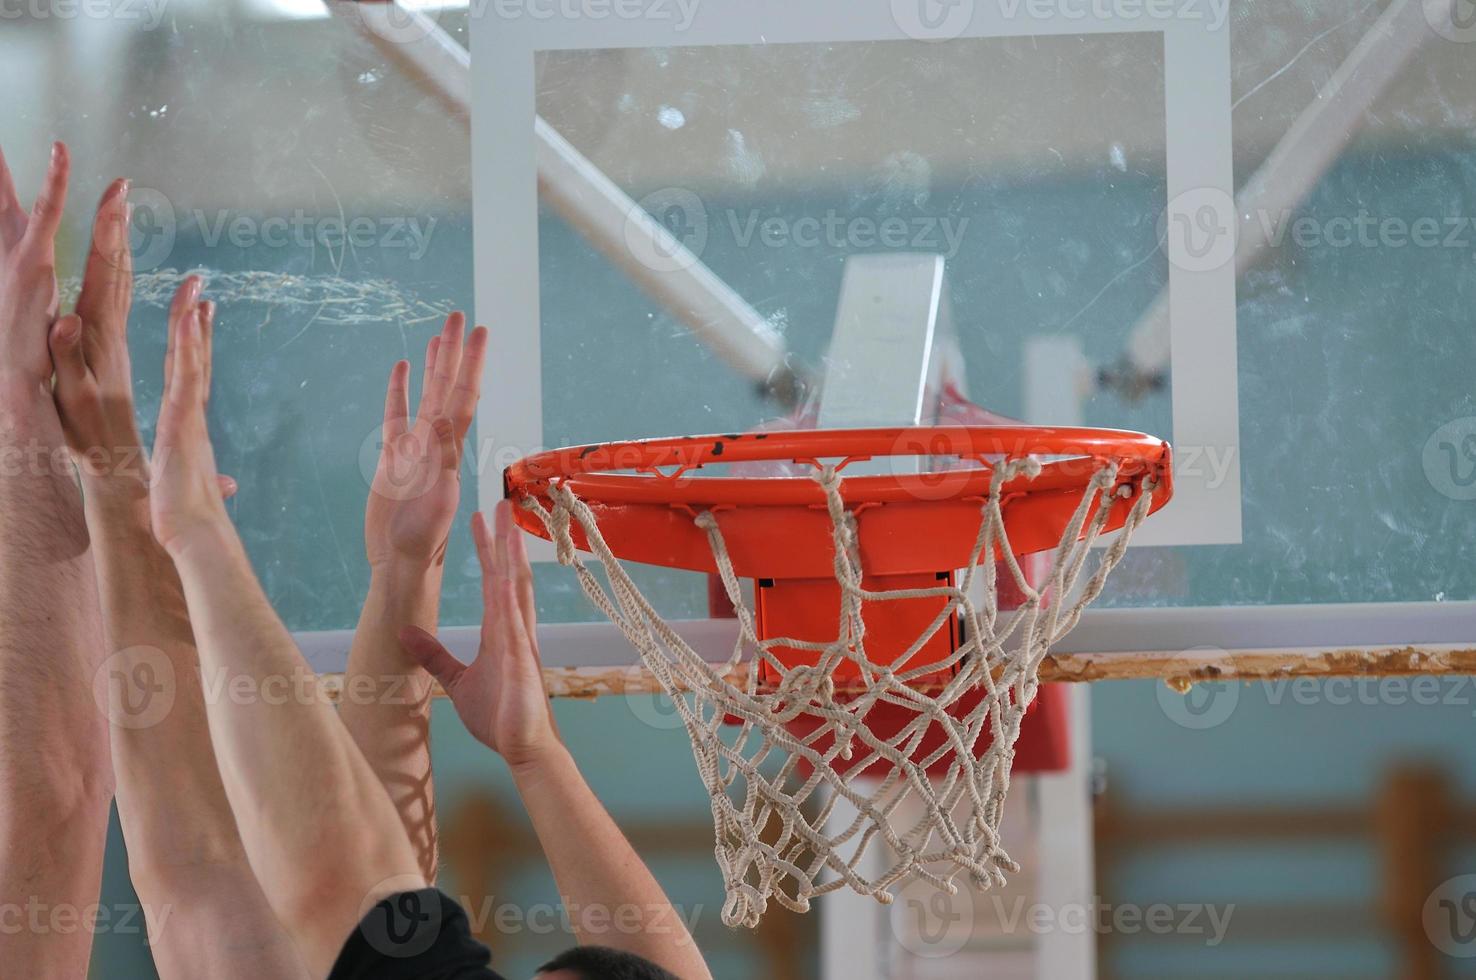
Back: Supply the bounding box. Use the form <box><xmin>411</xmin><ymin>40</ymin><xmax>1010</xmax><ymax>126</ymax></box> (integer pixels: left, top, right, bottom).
<box><xmin>505</xmin><ymin>425</ymin><xmax>1172</xmax><ymax>927</ymax></box>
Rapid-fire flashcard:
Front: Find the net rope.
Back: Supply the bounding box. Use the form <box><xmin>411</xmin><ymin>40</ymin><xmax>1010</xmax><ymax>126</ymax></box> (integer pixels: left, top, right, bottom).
<box><xmin>520</xmin><ymin>455</ymin><xmax>1157</xmax><ymax>927</ymax></box>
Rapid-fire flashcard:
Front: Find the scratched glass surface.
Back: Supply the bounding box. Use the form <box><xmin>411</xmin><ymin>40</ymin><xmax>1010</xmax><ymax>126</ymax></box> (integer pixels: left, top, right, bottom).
<box><xmin>536</xmin><ymin>33</ymin><xmax>1172</xmax><ymax>449</ymax></box>
<box><xmin>4</xmin><ymin>10</ymin><xmax>1469</xmax><ymax>980</ymax></box>
<box><xmin>536</xmin><ymin>32</ymin><xmax>1172</xmax><ymax>621</ymax></box>
<box><xmin>1</xmin><ymin>3</ymin><xmax>1472</xmax><ymax>640</ymax></box>
<box><xmin>3</xmin><ymin>9</ymin><xmax>482</xmax><ymax>631</ymax></box>
<box><xmin>536</xmin><ymin>9</ymin><xmax>1476</xmax><ymax>611</ymax></box>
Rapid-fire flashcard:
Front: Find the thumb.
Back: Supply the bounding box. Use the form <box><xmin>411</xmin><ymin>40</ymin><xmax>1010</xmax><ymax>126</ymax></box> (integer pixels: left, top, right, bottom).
<box><xmin>216</xmin><ymin>474</ymin><xmax>238</xmax><ymax>500</ymax></box>
<box><xmin>399</xmin><ymin>626</ymin><xmax>468</xmax><ymax>691</ymax></box>
<box><xmin>49</xmin><ymin>315</ymin><xmax>90</xmax><ymax>390</ymax></box>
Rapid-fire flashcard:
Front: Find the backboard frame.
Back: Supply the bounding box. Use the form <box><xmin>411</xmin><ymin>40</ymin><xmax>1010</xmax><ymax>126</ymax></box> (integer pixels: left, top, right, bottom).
<box><xmin>297</xmin><ymin>0</ymin><xmax>1476</xmax><ymax>680</ymax></box>
<box><xmin>470</xmin><ymin>0</ymin><xmax>1242</xmax><ymax>551</ymax></box>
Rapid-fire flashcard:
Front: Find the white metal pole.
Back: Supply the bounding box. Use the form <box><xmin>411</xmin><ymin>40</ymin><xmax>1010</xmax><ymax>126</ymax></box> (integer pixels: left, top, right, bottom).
<box><xmin>1121</xmin><ymin>0</ymin><xmax>1437</xmax><ymax>385</ymax></box>
<box><xmin>325</xmin><ymin>1</ymin><xmax>796</xmax><ymax>398</ymax></box>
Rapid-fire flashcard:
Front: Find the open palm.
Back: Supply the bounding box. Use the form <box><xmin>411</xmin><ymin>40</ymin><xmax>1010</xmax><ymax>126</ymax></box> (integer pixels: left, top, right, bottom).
<box><xmin>366</xmin><ymin>313</ymin><xmax>488</xmax><ymax>568</ymax></box>
<box><xmin>400</xmin><ymin>502</ymin><xmax>558</xmax><ymax>769</ymax></box>
<box><xmin>149</xmin><ymin>280</ymin><xmax>229</xmax><ymax>553</ymax></box>
<box><xmin>0</xmin><ymin>142</ymin><xmax>67</xmax><ymax>392</ymax></box>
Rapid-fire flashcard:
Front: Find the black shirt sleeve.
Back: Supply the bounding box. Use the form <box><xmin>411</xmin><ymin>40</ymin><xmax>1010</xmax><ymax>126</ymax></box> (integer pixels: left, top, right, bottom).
<box><xmin>328</xmin><ymin>888</ymin><xmax>507</xmax><ymax>980</ymax></box>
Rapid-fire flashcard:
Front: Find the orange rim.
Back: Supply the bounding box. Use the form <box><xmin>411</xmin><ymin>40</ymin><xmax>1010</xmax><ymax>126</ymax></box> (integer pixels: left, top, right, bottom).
<box><xmin>505</xmin><ymin>425</ymin><xmax>1170</xmax><ymax>506</ymax></box>
<box><xmin>503</xmin><ymin>426</ymin><xmax>1173</xmax><ymax>579</ymax></box>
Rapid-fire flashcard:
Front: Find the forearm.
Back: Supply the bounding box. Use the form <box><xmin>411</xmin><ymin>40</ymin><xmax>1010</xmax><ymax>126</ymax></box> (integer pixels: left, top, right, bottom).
<box><xmin>513</xmin><ymin>746</ymin><xmax>710</xmax><ymax>980</ymax></box>
<box><xmin>340</xmin><ymin>561</ymin><xmax>441</xmax><ymax>881</ymax></box>
<box><xmin>0</xmin><ymin>391</ymin><xmax>110</xmax><ymax>788</ymax></box>
<box><xmin>0</xmin><ymin>799</ymin><xmax>112</xmax><ymax>980</ymax></box>
<box><xmin>168</xmin><ymin>520</ymin><xmax>425</xmax><ymax>975</ymax></box>
<box><xmin>82</xmin><ymin>480</ymin><xmax>308</xmax><ymax>978</ymax></box>
<box><xmin>82</xmin><ymin>478</ymin><xmax>238</xmax><ymax>863</ymax></box>
<box><xmin>0</xmin><ymin>389</ymin><xmax>111</xmax><ymax>978</ymax></box>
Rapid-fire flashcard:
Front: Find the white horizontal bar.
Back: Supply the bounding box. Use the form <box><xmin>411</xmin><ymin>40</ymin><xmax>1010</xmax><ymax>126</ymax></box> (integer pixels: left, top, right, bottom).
<box><xmin>1053</xmin><ymin>600</ymin><xmax>1476</xmax><ymax>655</ymax></box>
<box><xmin>294</xmin><ymin>616</ymin><xmax>743</xmax><ymax>674</ymax></box>
<box><xmin>294</xmin><ymin>600</ymin><xmax>1476</xmax><ymax>675</ymax></box>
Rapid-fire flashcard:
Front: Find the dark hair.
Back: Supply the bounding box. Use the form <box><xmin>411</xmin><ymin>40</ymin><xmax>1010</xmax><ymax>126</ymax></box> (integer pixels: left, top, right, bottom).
<box><xmin>537</xmin><ymin>945</ymin><xmax>682</xmax><ymax>980</ymax></box>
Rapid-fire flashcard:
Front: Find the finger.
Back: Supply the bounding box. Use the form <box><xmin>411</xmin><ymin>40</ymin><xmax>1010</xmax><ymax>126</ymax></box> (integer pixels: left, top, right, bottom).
<box><xmin>168</xmin><ymin>274</ymin><xmax>202</xmax><ymax>323</ymax></box>
<box><xmin>489</xmin><ymin>498</ymin><xmax>509</xmax><ymax>582</ymax></box>
<box><xmin>417</xmin><ymin>335</ymin><xmax>439</xmax><ymax>422</ymax></box>
<box><xmin>0</xmin><ymin>144</ymin><xmax>26</xmax><ymax>248</ymax></box>
<box><xmin>445</xmin><ymin>324</ymin><xmax>488</xmax><ymax>445</ymax></box>
<box><xmin>76</xmin><ymin>178</ymin><xmax>133</xmax><ymax>335</ymax></box>
<box><xmin>494</xmin><ymin>577</ymin><xmax>545</xmax><ymax>707</ymax></box>
<box><xmin>217</xmin><ymin>474</ymin><xmax>238</xmax><ymax>499</ymax></box>
<box><xmin>420</xmin><ymin>312</ymin><xmax>465</xmax><ymax>420</ymax></box>
<box><xmin>198</xmin><ymin>301</ymin><xmax>215</xmax><ymax>401</ymax></box>
<box><xmin>473</xmin><ymin>509</ymin><xmax>514</xmax><ymax>636</ymax></box>
<box><xmin>48</xmin><ymin>314</ymin><xmax>90</xmax><ymax>391</ymax></box>
<box><xmin>399</xmin><ymin>626</ymin><xmax>469</xmax><ymax>691</ymax></box>
<box><xmin>156</xmin><ymin>305</ymin><xmax>199</xmax><ymax>443</ymax></box>
<box><xmin>167</xmin><ymin>306</ymin><xmax>205</xmax><ymax>411</ymax></box>
<box><xmin>381</xmin><ymin>360</ymin><xmax>410</xmax><ymax>440</ymax></box>
<box><xmin>20</xmin><ymin>141</ymin><xmax>70</xmax><ymax>255</ymax></box>
<box><xmin>494</xmin><ymin>577</ymin><xmax>525</xmax><ymax>665</ymax></box>
<box><xmin>163</xmin><ymin>276</ymin><xmax>203</xmax><ymax>391</ymax></box>
<box><xmin>471</xmin><ymin>510</ymin><xmax>496</xmax><ymax>582</ymax></box>
<box><xmin>495</xmin><ymin>500</ymin><xmax>539</xmax><ymax>650</ymax></box>
<box><xmin>432</xmin><ymin>417</ymin><xmax>458</xmax><ymax>473</ymax></box>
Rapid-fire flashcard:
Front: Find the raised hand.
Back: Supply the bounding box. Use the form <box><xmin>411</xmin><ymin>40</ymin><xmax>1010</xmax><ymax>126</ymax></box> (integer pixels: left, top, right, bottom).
<box><xmin>149</xmin><ymin>278</ymin><xmax>229</xmax><ymax>554</ymax></box>
<box><xmin>47</xmin><ymin>177</ymin><xmax>136</xmax><ymax>457</ymax></box>
<box><xmin>0</xmin><ymin>141</ymin><xmax>68</xmax><ymax>398</ymax></box>
<box><xmin>344</xmin><ymin>313</ymin><xmax>486</xmax><ymax>883</ymax></box>
<box><xmin>404</xmin><ymin>509</ymin><xmax>711</xmax><ymax>980</ymax></box>
<box><xmin>365</xmin><ymin>312</ymin><xmax>489</xmax><ymax>569</ymax></box>
<box><xmin>0</xmin><ymin>142</ymin><xmax>113</xmax><ymax>980</ymax></box>
<box><xmin>400</xmin><ymin>501</ymin><xmax>558</xmax><ymax>770</ymax></box>
<box><xmin>49</xmin><ymin>195</ymin><xmax>236</xmax><ymax>499</ymax></box>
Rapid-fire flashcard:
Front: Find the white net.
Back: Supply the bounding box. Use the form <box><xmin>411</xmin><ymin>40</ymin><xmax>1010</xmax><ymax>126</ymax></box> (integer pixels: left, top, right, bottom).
<box><xmin>520</xmin><ymin>454</ymin><xmax>1158</xmax><ymax>928</ymax></box>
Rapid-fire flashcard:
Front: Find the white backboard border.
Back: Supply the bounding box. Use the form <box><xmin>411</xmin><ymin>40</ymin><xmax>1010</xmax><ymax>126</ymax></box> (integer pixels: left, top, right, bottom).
<box><xmin>471</xmin><ymin>0</ymin><xmax>1241</xmax><ymax>549</ymax></box>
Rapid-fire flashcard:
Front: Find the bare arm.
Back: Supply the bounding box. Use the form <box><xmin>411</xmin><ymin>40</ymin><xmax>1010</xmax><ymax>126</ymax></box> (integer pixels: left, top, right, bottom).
<box><xmin>402</xmin><ymin>505</ymin><xmax>712</xmax><ymax>980</ymax></box>
<box><xmin>511</xmin><ymin>747</ymin><xmax>709</xmax><ymax>978</ymax></box>
<box><xmin>0</xmin><ymin>141</ymin><xmax>112</xmax><ymax>980</ymax></box>
<box><xmin>48</xmin><ymin>188</ymin><xmax>308</xmax><ymax>979</ymax></box>
<box><xmin>340</xmin><ymin>315</ymin><xmax>487</xmax><ymax>882</ymax></box>
<box><xmin>147</xmin><ymin>295</ymin><xmax>426</xmax><ymax>977</ymax></box>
